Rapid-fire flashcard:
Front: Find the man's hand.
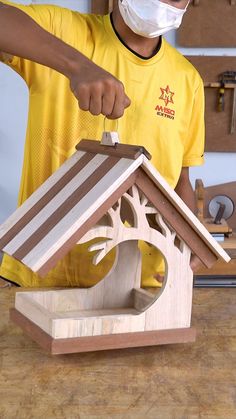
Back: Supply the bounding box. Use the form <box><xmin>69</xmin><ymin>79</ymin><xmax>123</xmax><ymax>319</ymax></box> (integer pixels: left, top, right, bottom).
<box><xmin>174</xmin><ymin>167</ymin><xmax>196</xmax><ymax>213</ymax></box>
<box><xmin>0</xmin><ymin>2</ymin><xmax>131</xmax><ymax>119</ymax></box>
<box><xmin>175</xmin><ymin>168</ymin><xmax>204</xmax><ymax>273</ymax></box>
<box><xmin>69</xmin><ymin>60</ymin><xmax>131</xmax><ymax>119</ymax></box>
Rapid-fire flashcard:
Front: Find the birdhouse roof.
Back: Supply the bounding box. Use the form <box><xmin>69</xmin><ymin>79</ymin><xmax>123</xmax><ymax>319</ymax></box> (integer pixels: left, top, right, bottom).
<box><xmin>0</xmin><ymin>139</ymin><xmax>230</xmax><ymax>276</ymax></box>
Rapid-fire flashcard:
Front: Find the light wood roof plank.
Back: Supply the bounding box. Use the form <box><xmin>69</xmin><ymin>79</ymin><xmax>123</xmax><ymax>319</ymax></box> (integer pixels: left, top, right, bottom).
<box><xmin>4</xmin><ymin>153</ymin><xmax>109</xmax><ymax>255</ymax></box>
<box><xmin>22</xmin><ymin>155</ymin><xmax>144</xmax><ymax>272</ymax></box>
<box><xmin>0</xmin><ymin>150</ymin><xmax>87</xmax><ymax>244</ymax></box>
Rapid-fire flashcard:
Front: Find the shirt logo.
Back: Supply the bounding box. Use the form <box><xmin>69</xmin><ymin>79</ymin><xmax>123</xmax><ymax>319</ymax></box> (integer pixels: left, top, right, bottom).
<box><xmin>155</xmin><ymin>85</ymin><xmax>175</xmax><ymax>120</ymax></box>
<box><xmin>159</xmin><ymin>85</ymin><xmax>174</xmax><ymax>106</ymax></box>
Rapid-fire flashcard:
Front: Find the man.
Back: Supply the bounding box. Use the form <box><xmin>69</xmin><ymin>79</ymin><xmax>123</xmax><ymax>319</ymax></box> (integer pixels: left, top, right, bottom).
<box><xmin>0</xmin><ymin>0</ymin><xmax>204</xmax><ymax>288</ymax></box>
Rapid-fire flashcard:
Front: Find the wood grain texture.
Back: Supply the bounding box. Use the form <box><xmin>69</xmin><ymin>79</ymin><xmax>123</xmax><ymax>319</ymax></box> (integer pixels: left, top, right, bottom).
<box><xmin>0</xmin><ymin>152</ymin><xmax>95</xmax><ymax>248</ymax></box>
<box><xmin>0</xmin><ymin>147</ymin><xmax>231</xmax><ymax>351</ymax></box>
<box><xmin>185</xmin><ymin>56</ymin><xmax>236</xmax><ymax>152</ymax></box>
<box><xmin>1</xmin><ymin>287</ymin><xmax>236</xmax><ymax>419</ymax></box>
<box><xmin>10</xmin><ymin>308</ymin><xmax>196</xmax><ymax>354</ymax></box>
<box><xmin>13</xmin><ymin>155</ymin><xmax>118</xmax><ymax>260</ymax></box>
<box><xmin>177</xmin><ymin>0</ymin><xmax>236</xmax><ymax>47</ymax></box>
<box><xmin>1</xmin><ymin>152</ymin><xmax>144</xmax><ymax>275</ymax></box>
<box><xmin>36</xmin><ymin>172</ymin><xmax>138</xmax><ymax>277</ymax></box>
<box><xmin>136</xmin><ymin>170</ymin><xmax>219</xmax><ymax>268</ymax></box>
<box><xmin>12</xmin><ymin>225</ymin><xmax>193</xmax><ymax>338</ymax></box>
<box><xmin>76</xmin><ymin>139</ymin><xmax>152</xmax><ymax>160</ymax></box>
<box><xmin>0</xmin><ymin>150</ymin><xmax>87</xmax><ymax>245</ymax></box>
<box><xmin>141</xmin><ymin>160</ymin><xmax>230</xmax><ymax>264</ymax></box>
<box><xmin>196</xmin><ymin>254</ymin><xmax>236</xmax><ymax>275</ymax></box>
<box><xmin>133</xmin><ymin>288</ymin><xmax>155</xmax><ymax>312</ymax></box>
<box><xmin>0</xmin><ymin>144</ymin><xmax>229</xmax><ymax>279</ymax></box>
<box><xmin>220</xmin><ymin>233</ymin><xmax>236</xmax><ymax>259</ymax></box>
<box><xmin>11</xmin><ymin>184</ymin><xmax>196</xmax><ymax>341</ymax></box>
<box><xmin>91</xmin><ymin>0</ymin><xmax>113</xmax><ymax>14</ymax></box>
<box><xmin>195</xmin><ymin>231</ymin><xmax>236</xmax><ymax>276</ymax></box>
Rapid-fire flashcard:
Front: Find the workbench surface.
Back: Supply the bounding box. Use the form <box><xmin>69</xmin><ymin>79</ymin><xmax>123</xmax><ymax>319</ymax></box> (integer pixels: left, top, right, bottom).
<box><xmin>0</xmin><ymin>287</ymin><xmax>235</xmax><ymax>419</ymax></box>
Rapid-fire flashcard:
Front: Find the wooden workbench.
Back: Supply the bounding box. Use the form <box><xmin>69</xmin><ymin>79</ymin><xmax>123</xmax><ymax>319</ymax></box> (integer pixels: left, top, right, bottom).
<box><xmin>0</xmin><ymin>287</ymin><xmax>236</xmax><ymax>419</ymax></box>
<box><xmin>197</xmin><ymin>233</ymin><xmax>236</xmax><ymax>276</ymax></box>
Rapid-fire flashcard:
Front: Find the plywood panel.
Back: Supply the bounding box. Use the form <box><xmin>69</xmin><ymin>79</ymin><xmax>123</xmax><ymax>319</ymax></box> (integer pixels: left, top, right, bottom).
<box><xmin>0</xmin><ymin>149</ymin><xmax>144</xmax><ymax>275</ymax></box>
<box><xmin>10</xmin><ymin>309</ymin><xmax>196</xmax><ymax>354</ymax></box>
<box><xmin>178</xmin><ymin>0</ymin><xmax>236</xmax><ymax>47</ymax></box>
<box><xmin>91</xmin><ymin>0</ymin><xmax>113</xmax><ymax>14</ymax></box>
<box><xmin>186</xmin><ymin>56</ymin><xmax>236</xmax><ymax>152</ymax></box>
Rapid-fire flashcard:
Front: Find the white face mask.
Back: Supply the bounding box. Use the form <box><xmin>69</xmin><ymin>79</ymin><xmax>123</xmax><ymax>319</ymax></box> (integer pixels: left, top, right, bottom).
<box><xmin>118</xmin><ymin>0</ymin><xmax>189</xmax><ymax>38</ymax></box>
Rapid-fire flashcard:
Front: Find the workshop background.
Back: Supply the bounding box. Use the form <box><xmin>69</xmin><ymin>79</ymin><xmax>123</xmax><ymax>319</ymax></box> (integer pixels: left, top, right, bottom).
<box><xmin>0</xmin><ymin>4</ymin><xmax>236</xmax><ymax>419</ymax></box>
<box><xmin>1</xmin><ymin>0</ymin><xmax>236</xmax><ymax>224</ymax></box>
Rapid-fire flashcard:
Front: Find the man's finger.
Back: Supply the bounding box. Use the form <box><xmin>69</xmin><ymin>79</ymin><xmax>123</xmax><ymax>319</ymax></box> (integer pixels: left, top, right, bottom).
<box><xmin>89</xmin><ymin>90</ymin><xmax>103</xmax><ymax>115</ymax></box>
<box><xmin>124</xmin><ymin>95</ymin><xmax>131</xmax><ymax>109</ymax></box>
<box><xmin>76</xmin><ymin>84</ymin><xmax>90</xmax><ymax>111</ymax></box>
<box><xmin>101</xmin><ymin>91</ymin><xmax>116</xmax><ymax>116</ymax></box>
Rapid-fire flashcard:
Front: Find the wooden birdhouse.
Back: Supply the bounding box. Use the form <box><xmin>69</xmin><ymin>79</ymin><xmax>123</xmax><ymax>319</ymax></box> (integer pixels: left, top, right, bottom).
<box><xmin>0</xmin><ymin>135</ymin><xmax>230</xmax><ymax>354</ymax></box>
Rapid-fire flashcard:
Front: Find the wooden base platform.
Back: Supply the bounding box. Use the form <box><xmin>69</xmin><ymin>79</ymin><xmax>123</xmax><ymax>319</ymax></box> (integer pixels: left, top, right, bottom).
<box><xmin>1</xmin><ymin>287</ymin><xmax>236</xmax><ymax>418</ymax></box>
<box><xmin>10</xmin><ymin>308</ymin><xmax>196</xmax><ymax>355</ymax></box>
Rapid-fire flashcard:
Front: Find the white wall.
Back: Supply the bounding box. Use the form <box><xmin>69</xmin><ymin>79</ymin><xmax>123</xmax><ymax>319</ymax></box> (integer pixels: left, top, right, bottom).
<box><xmin>0</xmin><ymin>2</ymin><xmax>236</xmax><ymax>224</ymax></box>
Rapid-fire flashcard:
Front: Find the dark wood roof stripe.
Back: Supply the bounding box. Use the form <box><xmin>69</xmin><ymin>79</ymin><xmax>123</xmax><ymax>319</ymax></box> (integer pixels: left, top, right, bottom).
<box><xmin>13</xmin><ymin>156</ymin><xmax>120</xmax><ymax>261</ymax></box>
<box><xmin>37</xmin><ymin>172</ymin><xmax>138</xmax><ymax>277</ymax></box>
<box><xmin>4</xmin><ymin>153</ymin><xmax>109</xmax><ymax>256</ymax></box>
<box><xmin>0</xmin><ymin>150</ymin><xmax>86</xmax><ymax>239</ymax></box>
<box><xmin>21</xmin><ymin>156</ymin><xmax>143</xmax><ymax>273</ymax></box>
<box><xmin>76</xmin><ymin>140</ymin><xmax>152</xmax><ymax>160</ymax></box>
<box><xmin>136</xmin><ymin>169</ymin><xmax>218</xmax><ymax>268</ymax></box>
<box><xmin>0</xmin><ymin>152</ymin><xmax>95</xmax><ymax>250</ymax></box>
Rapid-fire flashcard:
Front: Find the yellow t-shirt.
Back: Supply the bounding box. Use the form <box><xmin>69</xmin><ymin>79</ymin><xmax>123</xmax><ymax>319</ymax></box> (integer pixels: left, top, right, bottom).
<box><xmin>0</xmin><ymin>2</ymin><xmax>205</xmax><ymax>287</ymax></box>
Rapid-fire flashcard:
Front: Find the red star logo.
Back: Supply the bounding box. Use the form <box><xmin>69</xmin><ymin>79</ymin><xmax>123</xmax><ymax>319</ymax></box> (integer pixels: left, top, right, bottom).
<box><xmin>159</xmin><ymin>85</ymin><xmax>174</xmax><ymax>107</ymax></box>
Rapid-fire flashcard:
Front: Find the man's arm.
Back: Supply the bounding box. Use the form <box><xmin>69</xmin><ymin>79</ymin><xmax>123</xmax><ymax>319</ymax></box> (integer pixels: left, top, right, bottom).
<box><xmin>175</xmin><ymin>167</ymin><xmax>203</xmax><ymax>272</ymax></box>
<box><xmin>0</xmin><ymin>2</ymin><xmax>130</xmax><ymax>118</ymax></box>
<box><xmin>174</xmin><ymin>167</ymin><xmax>196</xmax><ymax>213</ymax></box>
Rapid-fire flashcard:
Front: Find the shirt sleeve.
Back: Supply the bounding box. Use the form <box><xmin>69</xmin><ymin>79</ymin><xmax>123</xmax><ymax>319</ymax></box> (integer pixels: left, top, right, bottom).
<box><xmin>0</xmin><ymin>1</ymin><xmax>88</xmax><ymax>84</ymax></box>
<box><xmin>182</xmin><ymin>77</ymin><xmax>205</xmax><ymax>167</ymax></box>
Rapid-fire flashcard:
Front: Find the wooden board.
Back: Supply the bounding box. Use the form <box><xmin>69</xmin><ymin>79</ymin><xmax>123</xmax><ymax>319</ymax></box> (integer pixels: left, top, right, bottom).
<box><xmin>11</xmin><ymin>202</ymin><xmax>195</xmax><ymax>343</ymax></box>
<box><xmin>10</xmin><ymin>308</ymin><xmax>196</xmax><ymax>355</ymax></box>
<box><xmin>197</xmin><ymin>250</ymin><xmax>236</xmax><ymax>275</ymax></box>
<box><xmin>76</xmin><ymin>139</ymin><xmax>151</xmax><ymax>160</ymax></box>
<box><xmin>186</xmin><ymin>56</ymin><xmax>236</xmax><ymax>152</ymax></box>
<box><xmin>178</xmin><ymin>0</ymin><xmax>236</xmax><ymax>47</ymax></box>
<box><xmin>195</xmin><ymin>180</ymin><xmax>236</xmax><ymax>276</ymax></box>
<box><xmin>195</xmin><ymin>179</ymin><xmax>236</xmax><ymax>275</ymax></box>
<box><xmin>1</xmin><ymin>287</ymin><xmax>236</xmax><ymax>418</ymax></box>
<box><xmin>140</xmin><ymin>162</ymin><xmax>230</xmax><ymax>265</ymax></box>
<box><xmin>91</xmin><ymin>0</ymin><xmax>113</xmax><ymax>14</ymax></box>
<box><xmin>6</xmin><ymin>168</ymin><xmax>231</xmax><ymax>354</ymax></box>
<box><xmin>0</xmin><ymin>149</ymin><xmax>143</xmax><ymax>276</ymax></box>
<box><xmin>0</xmin><ymin>147</ymin><xmax>230</xmax><ymax>280</ymax></box>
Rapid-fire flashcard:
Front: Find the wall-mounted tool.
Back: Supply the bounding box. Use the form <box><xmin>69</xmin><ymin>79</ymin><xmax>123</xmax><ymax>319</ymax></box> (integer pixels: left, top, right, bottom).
<box><xmin>218</xmin><ymin>71</ymin><xmax>236</xmax><ymax>134</ymax></box>
<box><xmin>217</xmin><ymin>74</ymin><xmax>226</xmax><ymax>112</ymax></box>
